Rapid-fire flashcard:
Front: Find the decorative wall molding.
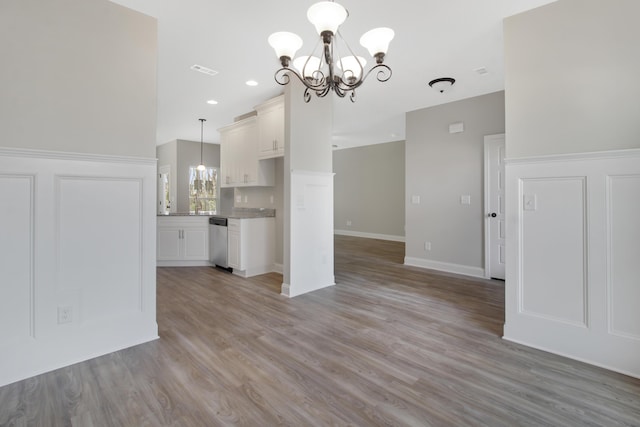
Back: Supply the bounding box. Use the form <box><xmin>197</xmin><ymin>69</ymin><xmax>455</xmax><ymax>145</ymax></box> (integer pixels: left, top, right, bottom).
<box><xmin>334</xmin><ymin>229</ymin><xmax>405</xmax><ymax>242</ymax></box>
<box><xmin>0</xmin><ymin>151</ymin><xmax>158</xmax><ymax>387</ymax></box>
<box><xmin>0</xmin><ymin>146</ymin><xmax>157</xmax><ymax>165</ymax></box>
<box><xmin>504</xmin><ymin>151</ymin><xmax>640</xmax><ymax>379</ymax></box>
<box><xmin>404</xmin><ymin>257</ymin><xmax>485</xmax><ymax>279</ymax></box>
<box><xmin>505</xmin><ymin>147</ymin><xmax>640</xmax><ymax>165</ymax></box>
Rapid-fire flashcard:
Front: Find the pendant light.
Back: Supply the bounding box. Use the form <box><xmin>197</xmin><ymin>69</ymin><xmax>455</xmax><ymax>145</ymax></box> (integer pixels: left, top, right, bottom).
<box><xmin>196</xmin><ymin>118</ymin><xmax>206</xmax><ymax>171</ymax></box>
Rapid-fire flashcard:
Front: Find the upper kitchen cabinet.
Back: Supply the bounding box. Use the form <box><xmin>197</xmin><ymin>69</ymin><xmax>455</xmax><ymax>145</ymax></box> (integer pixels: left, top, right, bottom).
<box><xmin>219</xmin><ymin>116</ymin><xmax>274</xmax><ymax>188</ymax></box>
<box><xmin>256</xmin><ymin>95</ymin><xmax>285</xmax><ymax>159</ymax></box>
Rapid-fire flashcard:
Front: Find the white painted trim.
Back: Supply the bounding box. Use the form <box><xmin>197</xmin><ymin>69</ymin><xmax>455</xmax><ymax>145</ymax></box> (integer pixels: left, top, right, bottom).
<box><xmin>156</xmin><ymin>260</ymin><xmax>211</xmax><ymax>267</ymax></box>
<box><xmin>281</xmin><ymin>281</ymin><xmax>336</xmax><ymax>298</ymax></box>
<box><xmin>290</xmin><ymin>169</ymin><xmax>336</xmax><ymax>177</ymax></box>
<box><xmin>334</xmin><ymin>229</ymin><xmax>405</xmax><ymax>242</ymax></box>
<box><xmin>404</xmin><ymin>257</ymin><xmax>485</xmax><ymax>279</ymax></box>
<box><xmin>0</xmin><ymin>146</ymin><xmax>157</xmax><ymax>165</ymax></box>
<box><xmin>272</xmin><ymin>263</ymin><xmax>283</xmax><ymax>274</ymax></box>
<box><xmin>232</xmin><ymin>264</ymin><xmax>274</xmax><ymax>278</ymax></box>
<box><xmin>502</xmin><ymin>335</ymin><xmax>639</xmax><ymax>380</ymax></box>
<box><xmin>505</xmin><ymin>148</ymin><xmax>640</xmax><ymax>165</ymax></box>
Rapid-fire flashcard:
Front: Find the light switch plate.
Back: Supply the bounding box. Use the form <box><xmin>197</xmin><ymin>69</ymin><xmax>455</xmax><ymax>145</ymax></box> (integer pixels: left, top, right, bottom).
<box><xmin>524</xmin><ymin>194</ymin><xmax>537</xmax><ymax>211</ymax></box>
<box><xmin>411</xmin><ymin>195</ymin><xmax>420</xmax><ymax>204</ymax></box>
<box><xmin>460</xmin><ymin>195</ymin><xmax>471</xmax><ymax>205</ymax></box>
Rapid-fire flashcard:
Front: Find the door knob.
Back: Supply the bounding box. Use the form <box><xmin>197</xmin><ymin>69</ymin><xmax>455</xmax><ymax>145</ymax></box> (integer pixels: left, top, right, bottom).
<box><xmin>489</xmin><ymin>212</ymin><xmax>497</xmax><ymax>218</ymax></box>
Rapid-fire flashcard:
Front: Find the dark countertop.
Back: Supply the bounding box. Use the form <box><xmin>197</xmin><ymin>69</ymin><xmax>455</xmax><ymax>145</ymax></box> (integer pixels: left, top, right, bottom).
<box><xmin>158</xmin><ymin>208</ymin><xmax>275</xmax><ymax>219</ymax></box>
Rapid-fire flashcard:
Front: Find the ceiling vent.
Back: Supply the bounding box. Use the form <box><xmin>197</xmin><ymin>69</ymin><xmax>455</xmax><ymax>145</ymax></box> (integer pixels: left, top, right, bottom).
<box><xmin>190</xmin><ymin>64</ymin><xmax>219</xmax><ymax>76</ymax></box>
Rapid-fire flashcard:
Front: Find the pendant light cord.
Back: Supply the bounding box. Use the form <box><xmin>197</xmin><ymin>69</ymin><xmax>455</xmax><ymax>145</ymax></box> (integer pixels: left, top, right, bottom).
<box><xmin>199</xmin><ymin>118</ymin><xmax>206</xmax><ymax>168</ymax></box>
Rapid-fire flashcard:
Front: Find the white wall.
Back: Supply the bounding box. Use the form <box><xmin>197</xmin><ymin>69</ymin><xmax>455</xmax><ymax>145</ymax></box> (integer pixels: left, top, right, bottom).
<box><xmin>333</xmin><ymin>141</ymin><xmax>405</xmax><ymax>241</ymax></box>
<box><xmin>504</xmin><ymin>0</ymin><xmax>640</xmax><ymax>378</ymax></box>
<box><xmin>282</xmin><ymin>78</ymin><xmax>334</xmax><ymax>297</ymax></box>
<box><xmin>405</xmin><ymin>92</ymin><xmax>505</xmax><ymax>277</ymax></box>
<box><xmin>0</xmin><ymin>0</ymin><xmax>158</xmax><ymax>386</ymax></box>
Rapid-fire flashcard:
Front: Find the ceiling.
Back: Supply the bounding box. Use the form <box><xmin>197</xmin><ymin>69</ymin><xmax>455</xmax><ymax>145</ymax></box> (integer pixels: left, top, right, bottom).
<box><xmin>110</xmin><ymin>0</ymin><xmax>556</xmax><ymax>149</ymax></box>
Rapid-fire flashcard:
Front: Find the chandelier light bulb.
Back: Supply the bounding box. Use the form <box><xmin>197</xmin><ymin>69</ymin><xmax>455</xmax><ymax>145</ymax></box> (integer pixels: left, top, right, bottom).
<box><xmin>268</xmin><ymin>32</ymin><xmax>303</xmax><ymax>62</ymax></box>
<box><xmin>307</xmin><ymin>1</ymin><xmax>348</xmax><ymax>35</ymax></box>
<box><xmin>360</xmin><ymin>27</ymin><xmax>395</xmax><ymax>62</ymax></box>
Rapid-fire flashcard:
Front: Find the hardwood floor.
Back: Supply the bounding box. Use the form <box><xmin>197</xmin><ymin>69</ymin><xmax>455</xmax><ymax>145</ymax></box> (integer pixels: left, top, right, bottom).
<box><xmin>1</xmin><ymin>235</ymin><xmax>639</xmax><ymax>426</ymax></box>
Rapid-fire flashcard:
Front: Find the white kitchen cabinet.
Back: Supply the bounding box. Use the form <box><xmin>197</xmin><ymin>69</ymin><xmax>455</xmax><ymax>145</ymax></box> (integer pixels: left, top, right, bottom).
<box><xmin>157</xmin><ymin>216</ymin><xmax>209</xmax><ymax>266</ymax></box>
<box><xmin>256</xmin><ymin>95</ymin><xmax>285</xmax><ymax>159</ymax></box>
<box><xmin>227</xmin><ymin>217</ymin><xmax>275</xmax><ymax>277</ymax></box>
<box><xmin>219</xmin><ymin>117</ymin><xmax>274</xmax><ymax>188</ymax></box>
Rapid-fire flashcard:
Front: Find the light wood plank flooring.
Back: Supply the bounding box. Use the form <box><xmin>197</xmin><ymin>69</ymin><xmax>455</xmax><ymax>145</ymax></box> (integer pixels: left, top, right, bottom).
<box><xmin>1</xmin><ymin>235</ymin><xmax>639</xmax><ymax>426</ymax></box>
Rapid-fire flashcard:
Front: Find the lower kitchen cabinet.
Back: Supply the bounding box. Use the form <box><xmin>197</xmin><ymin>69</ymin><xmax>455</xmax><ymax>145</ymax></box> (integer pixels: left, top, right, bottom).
<box><xmin>157</xmin><ymin>216</ymin><xmax>209</xmax><ymax>266</ymax></box>
<box><xmin>227</xmin><ymin>217</ymin><xmax>275</xmax><ymax>277</ymax></box>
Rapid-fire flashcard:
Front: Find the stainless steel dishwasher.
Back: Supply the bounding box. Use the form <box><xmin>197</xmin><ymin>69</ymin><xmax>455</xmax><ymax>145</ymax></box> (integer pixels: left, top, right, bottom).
<box><xmin>209</xmin><ymin>217</ymin><xmax>232</xmax><ymax>272</ymax></box>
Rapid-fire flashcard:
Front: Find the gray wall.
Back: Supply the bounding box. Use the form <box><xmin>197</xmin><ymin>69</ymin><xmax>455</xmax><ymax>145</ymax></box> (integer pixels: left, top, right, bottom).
<box><xmin>405</xmin><ymin>91</ymin><xmax>505</xmax><ymax>269</ymax></box>
<box><xmin>157</xmin><ymin>140</ymin><xmax>221</xmax><ymax>213</ymax></box>
<box><xmin>505</xmin><ymin>0</ymin><xmax>640</xmax><ymax>158</ymax></box>
<box><xmin>333</xmin><ymin>141</ymin><xmax>405</xmax><ymax>238</ymax></box>
<box><xmin>0</xmin><ymin>0</ymin><xmax>157</xmax><ymax>157</ymax></box>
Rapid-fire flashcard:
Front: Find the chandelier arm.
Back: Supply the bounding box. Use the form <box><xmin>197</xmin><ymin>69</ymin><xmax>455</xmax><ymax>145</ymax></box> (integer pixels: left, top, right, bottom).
<box><xmin>361</xmin><ymin>63</ymin><xmax>392</xmax><ymax>84</ymax></box>
<box><xmin>274</xmin><ymin>67</ymin><xmax>328</xmax><ymax>91</ymax></box>
<box><xmin>335</xmin><ymin>29</ymin><xmax>365</xmax><ymax>85</ymax></box>
<box><xmin>349</xmin><ymin>91</ymin><xmax>356</xmax><ymax>103</ymax></box>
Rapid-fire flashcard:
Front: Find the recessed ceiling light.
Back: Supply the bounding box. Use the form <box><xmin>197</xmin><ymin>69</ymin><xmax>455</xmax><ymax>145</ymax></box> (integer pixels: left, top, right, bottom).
<box><xmin>474</xmin><ymin>67</ymin><xmax>489</xmax><ymax>75</ymax></box>
<box><xmin>190</xmin><ymin>64</ymin><xmax>218</xmax><ymax>76</ymax></box>
<box><xmin>245</xmin><ymin>80</ymin><xmax>258</xmax><ymax>86</ymax></box>
<box><xmin>207</xmin><ymin>99</ymin><xmax>218</xmax><ymax>105</ymax></box>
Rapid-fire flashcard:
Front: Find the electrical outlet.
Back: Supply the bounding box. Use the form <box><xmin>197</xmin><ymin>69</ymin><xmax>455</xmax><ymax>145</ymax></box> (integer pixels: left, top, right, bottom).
<box><xmin>346</xmin><ymin>220</ymin><xmax>352</xmax><ymax>226</ymax></box>
<box><xmin>424</xmin><ymin>241</ymin><xmax>431</xmax><ymax>251</ymax></box>
<box><xmin>58</xmin><ymin>306</ymin><xmax>73</xmax><ymax>324</ymax></box>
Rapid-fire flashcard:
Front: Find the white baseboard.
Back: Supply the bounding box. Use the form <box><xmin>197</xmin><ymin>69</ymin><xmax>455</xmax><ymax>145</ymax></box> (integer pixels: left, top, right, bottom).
<box><xmin>156</xmin><ymin>260</ymin><xmax>211</xmax><ymax>267</ymax></box>
<box><xmin>404</xmin><ymin>257</ymin><xmax>485</xmax><ymax>278</ymax></box>
<box><xmin>281</xmin><ymin>281</ymin><xmax>335</xmax><ymax>298</ymax></box>
<box><xmin>334</xmin><ymin>229</ymin><xmax>405</xmax><ymax>242</ymax></box>
<box><xmin>272</xmin><ymin>263</ymin><xmax>283</xmax><ymax>274</ymax></box>
<box><xmin>502</xmin><ymin>334</ymin><xmax>640</xmax><ymax>380</ymax></box>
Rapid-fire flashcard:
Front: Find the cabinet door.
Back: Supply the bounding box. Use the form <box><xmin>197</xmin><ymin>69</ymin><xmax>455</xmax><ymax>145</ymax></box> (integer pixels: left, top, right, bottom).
<box><xmin>157</xmin><ymin>228</ymin><xmax>181</xmax><ymax>260</ymax></box>
<box><xmin>238</xmin><ymin>120</ymin><xmax>259</xmax><ymax>186</ymax></box>
<box><xmin>183</xmin><ymin>227</ymin><xmax>209</xmax><ymax>261</ymax></box>
<box><xmin>258</xmin><ymin>101</ymin><xmax>284</xmax><ymax>159</ymax></box>
<box><xmin>228</xmin><ymin>230</ymin><xmax>241</xmax><ymax>269</ymax></box>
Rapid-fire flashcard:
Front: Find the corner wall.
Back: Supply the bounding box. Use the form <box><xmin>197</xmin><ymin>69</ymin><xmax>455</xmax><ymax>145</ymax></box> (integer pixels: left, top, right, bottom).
<box><xmin>405</xmin><ymin>92</ymin><xmax>505</xmax><ymax>277</ymax></box>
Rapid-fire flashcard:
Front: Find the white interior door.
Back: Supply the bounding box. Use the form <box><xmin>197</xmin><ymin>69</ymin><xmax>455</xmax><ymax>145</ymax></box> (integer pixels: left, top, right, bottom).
<box><xmin>484</xmin><ymin>134</ymin><xmax>505</xmax><ymax>280</ymax></box>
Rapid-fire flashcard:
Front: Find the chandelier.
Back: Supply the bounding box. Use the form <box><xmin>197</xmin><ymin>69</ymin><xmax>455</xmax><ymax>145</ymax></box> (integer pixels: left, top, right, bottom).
<box><xmin>268</xmin><ymin>1</ymin><xmax>394</xmax><ymax>102</ymax></box>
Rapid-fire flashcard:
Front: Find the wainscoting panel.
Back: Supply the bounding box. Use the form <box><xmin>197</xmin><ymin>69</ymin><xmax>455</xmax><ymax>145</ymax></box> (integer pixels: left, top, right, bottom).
<box><xmin>0</xmin><ymin>148</ymin><xmax>158</xmax><ymax>387</ymax></box>
<box><xmin>0</xmin><ymin>174</ymin><xmax>35</xmax><ymax>342</ymax></box>
<box><xmin>520</xmin><ymin>177</ymin><xmax>587</xmax><ymax>327</ymax></box>
<box><xmin>504</xmin><ymin>149</ymin><xmax>640</xmax><ymax>378</ymax></box>
<box><xmin>56</xmin><ymin>176</ymin><xmax>143</xmax><ymax>323</ymax></box>
<box><xmin>284</xmin><ymin>170</ymin><xmax>335</xmax><ymax>298</ymax></box>
<box><xmin>607</xmin><ymin>174</ymin><xmax>640</xmax><ymax>340</ymax></box>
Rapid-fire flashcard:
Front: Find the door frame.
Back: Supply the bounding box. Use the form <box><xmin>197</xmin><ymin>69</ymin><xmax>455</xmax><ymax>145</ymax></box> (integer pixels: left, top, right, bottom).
<box><xmin>483</xmin><ymin>133</ymin><xmax>505</xmax><ymax>279</ymax></box>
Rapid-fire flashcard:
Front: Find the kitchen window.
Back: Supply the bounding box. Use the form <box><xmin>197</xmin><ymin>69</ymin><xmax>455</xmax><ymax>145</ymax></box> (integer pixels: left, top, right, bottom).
<box><xmin>189</xmin><ymin>166</ymin><xmax>218</xmax><ymax>214</ymax></box>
